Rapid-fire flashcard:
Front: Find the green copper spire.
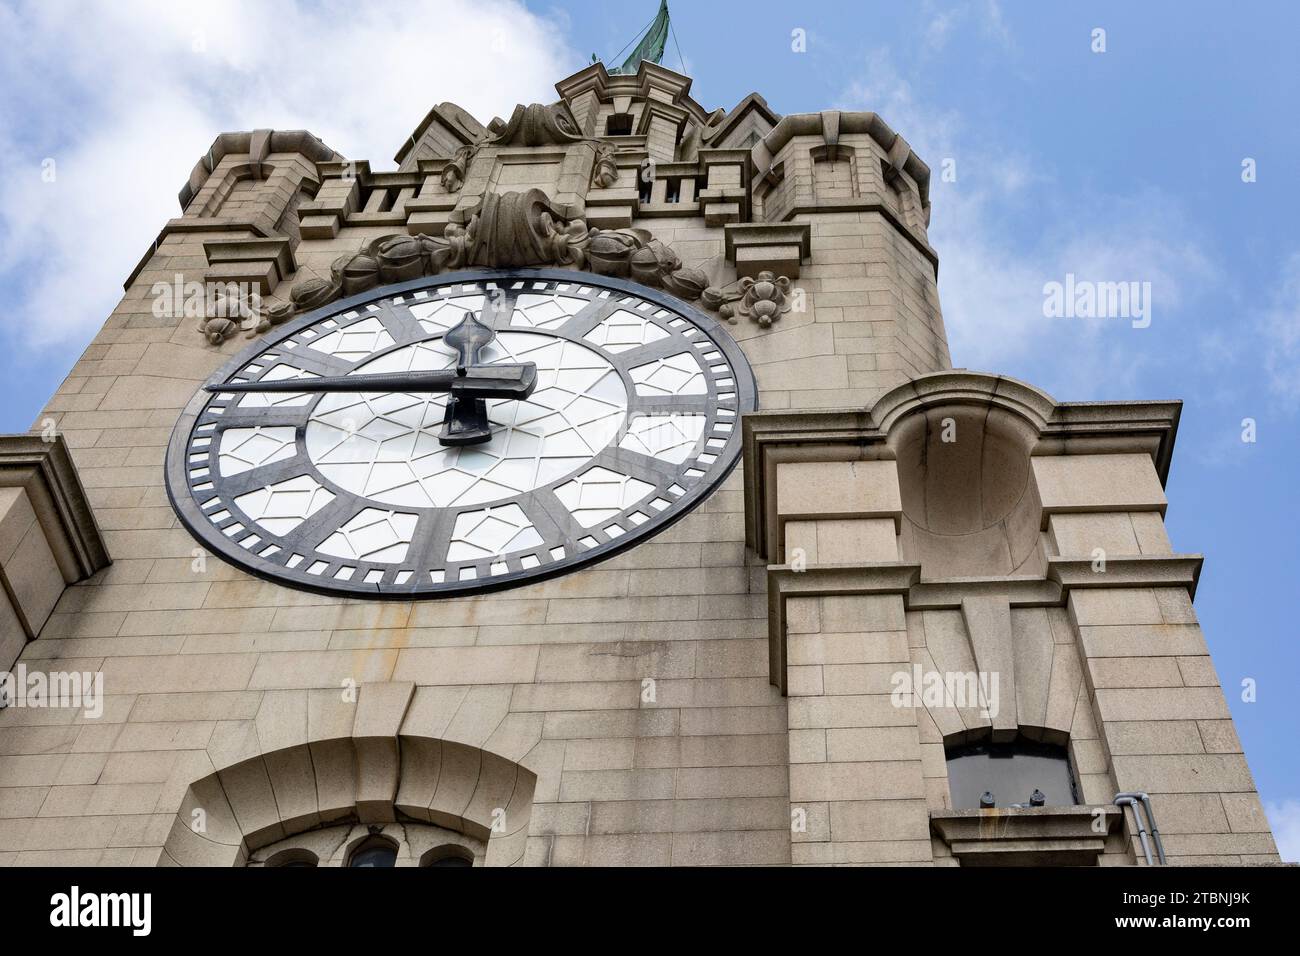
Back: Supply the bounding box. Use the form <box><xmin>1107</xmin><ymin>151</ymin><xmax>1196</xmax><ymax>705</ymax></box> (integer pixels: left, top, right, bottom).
<box><xmin>610</xmin><ymin>0</ymin><xmax>671</xmax><ymax>75</ymax></box>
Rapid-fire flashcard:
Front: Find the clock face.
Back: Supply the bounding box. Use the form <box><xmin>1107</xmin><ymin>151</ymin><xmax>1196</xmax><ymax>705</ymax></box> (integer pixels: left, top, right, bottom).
<box><xmin>165</xmin><ymin>269</ymin><xmax>756</xmax><ymax>597</ymax></box>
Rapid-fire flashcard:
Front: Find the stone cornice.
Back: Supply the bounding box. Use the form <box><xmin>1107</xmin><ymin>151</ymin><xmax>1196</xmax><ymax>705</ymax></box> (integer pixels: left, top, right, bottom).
<box><xmin>762</xmin><ymin>553</ymin><xmax>1205</xmax><ymax>693</ymax></box>
<box><xmin>177</xmin><ymin>129</ymin><xmax>341</xmax><ymax>212</ymax></box>
<box><xmin>930</xmin><ymin>806</ymin><xmax>1122</xmax><ymax>865</ymax></box>
<box><xmin>906</xmin><ymin>576</ymin><xmax>1063</xmax><ymax>610</ymax></box>
<box><xmin>554</xmin><ymin>62</ymin><xmax>610</xmax><ymax>102</ymax></box>
<box><xmin>395</xmin><ymin>102</ymin><xmax>486</xmax><ymax>167</ymax></box>
<box><xmin>780</xmin><ymin>200</ymin><xmax>939</xmax><ymax>275</ymax></box>
<box><xmin>742</xmin><ymin>408</ymin><xmax>885</xmax><ymax>559</ymax></box>
<box><xmin>743</xmin><ymin>382</ymin><xmax>1184</xmax><ymax>567</ymax></box>
<box><xmin>753</xmin><ymin>111</ymin><xmax>932</xmax><ymax>213</ymax></box>
<box><xmin>1048</xmin><ymin>554</ymin><xmax>1203</xmax><ymax>600</ymax></box>
<box><xmin>0</xmin><ymin>435</ymin><xmax>110</xmax><ymax>582</ymax></box>
<box><xmin>1041</xmin><ymin>400</ymin><xmax>1183</xmax><ymax>485</ymax></box>
<box><xmin>124</xmin><ymin>218</ymin><xmax>272</xmax><ymax>292</ymax></box>
<box><xmin>704</xmin><ymin>93</ymin><xmax>780</xmax><ymax>148</ymax></box>
<box><xmin>636</xmin><ymin>100</ymin><xmax>690</xmax><ymax>135</ymax></box>
<box><xmin>766</xmin><ymin>562</ymin><xmax>920</xmax><ymax>693</ymax></box>
<box><xmin>553</xmin><ymin>61</ymin><xmax>714</xmax><ymax>129</ymax></box>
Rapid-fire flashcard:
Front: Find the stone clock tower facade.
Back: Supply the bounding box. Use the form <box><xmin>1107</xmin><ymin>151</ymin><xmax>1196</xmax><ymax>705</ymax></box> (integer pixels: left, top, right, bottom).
<box><xmin>0</xmin><ymin>60</ymin><xmax>1280</xmax><ymax>866</ymax></box>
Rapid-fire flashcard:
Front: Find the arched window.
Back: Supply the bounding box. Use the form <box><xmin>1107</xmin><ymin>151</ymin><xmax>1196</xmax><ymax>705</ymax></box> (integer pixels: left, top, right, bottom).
<box><xmin>422</xmin><ymin>846</ymin><xmax>474</xmax><ymax>868</ymax></box>
<box><xmin>945</xmin><ymin>735</ymin><xmax>1078</xmax><ymax>809</ymax></box>
<box><xmin>347</xmin><ymin>836</ymin><xmax>398</xmax><ymax>868</ymax></box>
<box><xmin>266</xmin><ymin>848</ymin><xmax>317</xmax><ymax>868</ymax></box>
<box><xmin>246</xmin><ymin>822</ymin><xmax>483</xmax><ymax>867</ymax></box>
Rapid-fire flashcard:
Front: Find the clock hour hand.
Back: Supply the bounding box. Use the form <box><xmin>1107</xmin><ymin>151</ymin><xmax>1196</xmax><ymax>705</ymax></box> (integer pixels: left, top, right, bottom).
<box><xmin>205</xmin><ymin>364</ymin><xmax>537</xmax><ymax>400</ymax></box>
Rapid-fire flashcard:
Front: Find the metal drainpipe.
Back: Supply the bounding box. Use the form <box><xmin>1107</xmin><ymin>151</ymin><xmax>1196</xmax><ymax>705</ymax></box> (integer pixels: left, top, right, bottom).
<box><xmin>1114</xmin><ymin>795</ymin><xmax>1153</xmax><ymax>865</ymax></box>
<box><xmin>1115</xmin><ymin>792</ymin><xmax>1167</xmax><ymax>865</ymax></box>
<box><xmin>1136</xmin><ymin>792</ymin><xmax>1167</xmax><ymax>864</ymax></box>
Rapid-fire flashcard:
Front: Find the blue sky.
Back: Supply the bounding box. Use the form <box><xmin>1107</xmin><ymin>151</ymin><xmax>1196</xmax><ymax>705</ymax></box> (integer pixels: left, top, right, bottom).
<box><xmin>1</xmin><ymin>1</ymin><xmax>1297</xmax><ymax>856</ymax></box>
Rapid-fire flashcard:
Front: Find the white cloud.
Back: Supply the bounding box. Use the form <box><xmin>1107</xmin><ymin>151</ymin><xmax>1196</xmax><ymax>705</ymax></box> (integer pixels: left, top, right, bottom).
<box><xmin>922</xmin><ymin>0</ymin><xmax>1012</xmax><ymax>55</ymax></box>
<box><xmin>1265</xmin><ymin>799</ymin><xmax>1300</xmax><ymax>862</ymax></box>
<box><xmin>1262</xmin><ymin>251</ymin><xmax>1300</xmax><ymax>407</ymax></box>
<box><xmin>0</xmin><ymin>0</ymin><xmax>577</xmax><ymax>351</ymax></box>
<box><xmin>838</xmin><ymin>47</ymin><xmax>1215</xmax><ymax>401</ymax></box>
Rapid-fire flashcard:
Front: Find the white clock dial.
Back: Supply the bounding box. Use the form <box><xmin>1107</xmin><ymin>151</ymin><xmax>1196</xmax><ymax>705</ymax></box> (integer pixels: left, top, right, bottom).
<box><xmin>166</xmin><ymin>270</ymin><xmax>756</xmax><ymax>597</ymax></box>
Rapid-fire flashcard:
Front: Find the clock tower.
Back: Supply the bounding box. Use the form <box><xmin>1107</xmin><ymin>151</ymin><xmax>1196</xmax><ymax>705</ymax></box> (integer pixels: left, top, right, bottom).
<box><xmin>0</xmin><ymin>56</ymin><xmax>1280</xmax><ymax>867</ymax></box>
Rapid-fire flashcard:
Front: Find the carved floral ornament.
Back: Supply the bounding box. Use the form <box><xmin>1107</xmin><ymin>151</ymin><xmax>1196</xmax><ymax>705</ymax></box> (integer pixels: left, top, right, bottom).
<box><xmin>703</xmin><ymin>272</ymin><xmax>794</xmax><ymax>327</ymax></box>
<box><xmin>198</xmin><ymin>186</ymin><xmax>795</xmax><ymax>343</ymax></box>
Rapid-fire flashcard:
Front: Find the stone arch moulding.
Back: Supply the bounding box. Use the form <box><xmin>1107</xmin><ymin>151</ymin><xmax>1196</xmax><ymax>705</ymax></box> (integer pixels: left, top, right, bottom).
<box><xmin>159</xmin><ymin>682</ymin><xmax>537</xmax><ymax>867</ymax></box>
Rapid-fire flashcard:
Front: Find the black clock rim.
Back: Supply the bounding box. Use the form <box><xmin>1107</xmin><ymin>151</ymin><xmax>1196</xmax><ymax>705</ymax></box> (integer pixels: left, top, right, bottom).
<box><xmin>164</xmin><ymin>267</ymin><xmax>759</xmax><ymax>600</ymax></box>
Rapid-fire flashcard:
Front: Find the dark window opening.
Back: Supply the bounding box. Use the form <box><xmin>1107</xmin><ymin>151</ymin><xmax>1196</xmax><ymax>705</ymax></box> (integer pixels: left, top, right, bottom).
<box><xmin>664</xmin><ymin>178</ymin><xmax>682</xmax><ymax>204</ymax></box>
<box><xmin>348</xmin><ymin>837</ymin><xmax>398</xmax><ymax>868</ymax></box>
<box><xmin>881</xmin><ymin>158</ymin><xmax>904</xmax><ymax>193</ymax></box>
<box><xmin>945</xmin><ymin>736</ymin><xmax>1078</xmax><ymax>810</ymax></box>
<box><xmin>267</xmin><ymin>848</ymin><xmax>318</xmax><ymax>868</ymax></box>
<box><xmin>606</xmin><ymin>113</ymin><xmax>634</xmax><ymax>136</ymax></box>
<box><xmin>421</xmin><ymin>845</ymin><xmax>474</xmax><ymax>868</ymax></box>
<box><xmin>637</xmin><ymin>161</ymin><xmax>654</xmax><ymax>204</ymax></box>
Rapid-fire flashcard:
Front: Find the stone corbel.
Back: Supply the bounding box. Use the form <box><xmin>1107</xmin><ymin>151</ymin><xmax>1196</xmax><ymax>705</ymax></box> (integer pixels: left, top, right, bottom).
<box><xmin>883</xmin><ymin>132</ymin><xmax>913</xmax><ymax>187</ymax></box>
<box><xmin>203</xmin><ymin>237</ymin><xmax>296</xmax><ymax>294</ymax></box>
<box><xmin>0</xmin><ymin>435</ymin><xmax>110</xmax><ymax>660</ymax></box>
<box><xmin>723</xmin><ymin>222</ymin><xmax>811</xmax><ymax>279</ymax></box>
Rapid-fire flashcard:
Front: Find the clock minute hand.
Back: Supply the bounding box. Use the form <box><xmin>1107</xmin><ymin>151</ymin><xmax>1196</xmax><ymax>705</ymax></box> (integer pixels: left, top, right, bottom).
<box><xmin>205</xmin><ymin>364</ymin><xmax>538</xmax><ymax>400</ymax></box>
<box><xmin>444</xmin><ymin>309</ymin><xmax>496</xmax><ymax>374</ymax></box>
<box><xmin>437</xmin><ymin>311</ymin><xmax>528</xmax><ymax>446</ymax></box>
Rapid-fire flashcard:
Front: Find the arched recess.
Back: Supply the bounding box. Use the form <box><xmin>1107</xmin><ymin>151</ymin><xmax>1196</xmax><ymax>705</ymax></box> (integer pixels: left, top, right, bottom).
<box><xmin>158</xmin><ymin>682</ymin><xmax>536</xmax><ymax>867</ymax></box>
<box><xmin>810</xmin><ymin>143</ymin><xmax>859</xmax><ymax>200</ymax></box>
<box><xmin>872</xmin><ymin>372</ymin><xmax>1058</xmax><ymax>580</ymax></box>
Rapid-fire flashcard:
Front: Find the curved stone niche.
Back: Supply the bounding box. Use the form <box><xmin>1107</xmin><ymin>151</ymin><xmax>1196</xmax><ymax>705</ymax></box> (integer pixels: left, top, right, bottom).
<box><xmin>890</xmin><ymin>402</ymin><xmax>1043</xmax><ymax>580</ymax></box>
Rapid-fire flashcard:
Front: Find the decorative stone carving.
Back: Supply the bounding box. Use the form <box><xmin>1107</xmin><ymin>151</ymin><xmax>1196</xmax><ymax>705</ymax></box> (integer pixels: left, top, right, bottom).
<box><xmin>591</xmin><ymin>143</ymin><xmax>620</xmax><ymax>189</ymax></box>
<box><xmin>199</xmin><ymin>288</ymin><xmax>262</xmax><ymax>345</ymax></box>
<box><xmin>441</xmin><ymin>144</ymin><xmax>474</xmax><ymax>192</ymax></box>
<box><xmin>458</xmin><ymin>189</ymin><xmax>590</xmax><ymax>269</ymax></box>
<box><xmin>485</xmin><ymin>103</ymin><xmax>582</xmax><ymax>147</ymax></box>
<box><xmin>703</xmin><ymin>270</ymin><xmax>794</xmax><ymax>327</ymax></box>
<box><xmin>242</xmin><ymin>188</ymin><xmax>711</xmax><ymax>334</ymax></box>
<box><xmin>438</xmin><ymin>104</ymin><xmax>620</xmax><ymax>194</ymax></box>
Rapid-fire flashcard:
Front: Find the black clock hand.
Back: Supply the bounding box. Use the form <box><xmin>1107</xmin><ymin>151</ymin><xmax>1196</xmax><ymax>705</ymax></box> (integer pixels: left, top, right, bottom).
<box><xmin>206</xmin><ymin>312</ymin><xmax>532</xmax><ymax>447</ymax></box>
<box><xmin>443</xmin><ymin>309</ymin><xmax>496</xmax><ymax>374</ymax></box>
<box><xmin>206</xmin><ymin>364</ymin><xmax>537</xmax><ymax>400</ymax></box>
<box><xmin>435</xmin><ymin>312</ymin><xmax>520</xmax><ymax>445</ymax></box>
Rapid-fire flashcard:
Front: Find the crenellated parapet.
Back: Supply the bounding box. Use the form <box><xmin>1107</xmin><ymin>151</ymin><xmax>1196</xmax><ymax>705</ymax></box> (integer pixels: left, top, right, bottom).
<box><xmin>135</xmin><ymin>62</ymin><xmax>949</xmax><ymax>396</ymax></box>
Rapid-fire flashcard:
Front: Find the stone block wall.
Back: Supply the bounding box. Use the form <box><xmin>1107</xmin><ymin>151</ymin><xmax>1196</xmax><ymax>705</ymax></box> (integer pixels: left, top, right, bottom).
<box><xmin>0</xmin><ymin>62</ymin><xmax>1276</xmax><ymax>867</ymax></box>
